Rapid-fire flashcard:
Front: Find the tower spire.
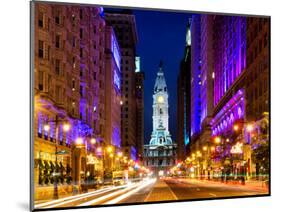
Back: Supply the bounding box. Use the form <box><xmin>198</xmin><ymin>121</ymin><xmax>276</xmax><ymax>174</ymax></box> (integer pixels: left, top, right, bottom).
<box><xmin>159</xmin><ymin>60</ymin><xmax>163</xmax><ymax>68</ymax></box>
<box><xmin>158</xmin><ymin>60</ymin><xmax>164</xmax><ymax>75</ymax></box>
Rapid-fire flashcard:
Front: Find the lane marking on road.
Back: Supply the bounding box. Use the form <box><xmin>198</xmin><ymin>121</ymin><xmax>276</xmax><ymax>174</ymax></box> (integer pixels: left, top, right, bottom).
<box><xmin>104</xmin><ymin>179</ymin><xmax>156</xmax><ymax>204</ymax></box>
<box><xmin>166</xmin><ymin>182</ymin><xmax>178</xmax><ymax>200</ymax></box>
<box><xmin>209</xmin><ymin>193</ymin><xmax>217</xmax><ymax>197</ymax></box>
<box><xmin>34</xmin><ymin>185</ymin><xmax>127</xmax><ymax>209</ymax></box>
<box><xmin>78</xmin><ymin>182</ymin><xmax>141</xmax><ymax>206</ymax></box>
<box><xmin>144</xmin><ymin>185</ymin><xmax>154</xmax><ymax>202</ymax></box>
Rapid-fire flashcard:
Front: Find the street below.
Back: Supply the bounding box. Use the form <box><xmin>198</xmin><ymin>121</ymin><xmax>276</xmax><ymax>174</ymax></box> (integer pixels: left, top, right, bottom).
<box><xmin>34</xmin><ymin>177</ymin><xmax>268</xmax><ymax>209</ymax></box>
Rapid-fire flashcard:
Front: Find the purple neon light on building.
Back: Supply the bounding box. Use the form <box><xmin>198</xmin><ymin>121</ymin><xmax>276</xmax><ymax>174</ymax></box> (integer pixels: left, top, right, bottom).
<box><xmin>213</xmin><ymin>16</ymin><xmax>246</xmax><ymax>106</ymax></box>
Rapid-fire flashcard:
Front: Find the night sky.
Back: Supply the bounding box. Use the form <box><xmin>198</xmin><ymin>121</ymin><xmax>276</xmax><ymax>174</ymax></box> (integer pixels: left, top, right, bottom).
<box><xmin>133</xmin><ymin>9</ymin><xmax>192</xmax><ymax>144</ymax></box>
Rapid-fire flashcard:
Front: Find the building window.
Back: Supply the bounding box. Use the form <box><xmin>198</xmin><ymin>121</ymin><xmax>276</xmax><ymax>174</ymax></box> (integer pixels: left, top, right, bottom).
<box><xmin>80</xmin><ymin>28</ymin><xmax>83</xmax><ymax>39</ymax></box>
<box><xmin>55</xmin><ymin>85</ymin><xmax>61</xmax><ymax>102</ymax></box>
<box><xmin>79</xmin><ymin>9</ymin><xmax>83</xmax><ymax>19</ymax></box>
<box><xmin>55</xmin><ymin>59</ymin><xmax>60</xmax><ymax>75</ymax></box>
<box><xmin>38</xmin><ymin>40</ymin><xmax>44</xmax><ymax>58</ymax></box>
<box><xmin>47</xmin><ymin>74</ymin><xmax>52</xmax><ymax>92</ymax></box>
<box><xmin>47</xmin><ymin>46</ymin><xmax>50</xmax><ymax>60</ymax></box>
<box><xmin>38</xmin><ymin>71</ymin><xmax>43</xmax><ymax>91</ymax></box>
<box><xmin>38</xmin><ymin>12</ymin><xmax>44</xmax><ymax>28</ymax></box>
<box><xmin>55</xmin><ymin>14</ymin><xmax>60</xmax><ymax>25</ymax></box>
<box><xmin>55</xmin><ymin>34</ymin><xmax>60</xmax><ymax>48</ymax></box>
<box><xmin>72</xmin><ymin>57</ymin><xmax>76</xmax><ymax>68</ymax></box>
<box><xmin>264</xmin><ymin>33</ymin><xmax>268</xmax><ymax>47</ymax></box>
<box><xmin>72</xmin><ymin>79</ymin><xmax>75</xmax><ymax>90</ymax></box>
<box><xmin>80</xmin><ymin>48</ymin><xmax>83</xmax><ymax>58</ymax></box>
<box><xmin>80</xmin><ymin>85</ymin><xmax>83</xmax><ymax>97</ymax></box>
<box><xmin>72</xmin><ymin>36</ymin><xmax>76</xmax><ymax>47</ymax></box>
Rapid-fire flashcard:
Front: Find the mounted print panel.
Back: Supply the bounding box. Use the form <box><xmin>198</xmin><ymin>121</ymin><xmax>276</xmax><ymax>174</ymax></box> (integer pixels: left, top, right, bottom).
<box><xmin>30</xmin><ymin>1</ymin><xmax>270</xmax><ymax>211</ymax></box>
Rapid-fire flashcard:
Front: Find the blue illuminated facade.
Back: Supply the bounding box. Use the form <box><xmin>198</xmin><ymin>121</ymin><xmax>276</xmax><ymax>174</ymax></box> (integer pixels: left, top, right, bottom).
<box><xmin>190</xmin><ymin>15</ymin><xmax>202</xmax><ymax>138</ymax></box>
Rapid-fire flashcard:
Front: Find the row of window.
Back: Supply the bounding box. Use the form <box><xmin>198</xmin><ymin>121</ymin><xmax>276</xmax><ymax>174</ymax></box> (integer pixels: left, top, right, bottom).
<box><xmin>247</xmin><ymin>33</ymin><xmax>268</xmax><ymax>65</ymax></box>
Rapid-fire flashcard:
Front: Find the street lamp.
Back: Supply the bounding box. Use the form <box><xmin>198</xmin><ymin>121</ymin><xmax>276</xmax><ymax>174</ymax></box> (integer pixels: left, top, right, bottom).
<box><xmin>96</xmin><ymin>147</ymin><xmax>102</xmax><ymax>154</ymax></box>
<box><xmin>107</xmin><ymin>146</ymin><xmax>113</xmax><ymax>153</ymax></box>
<box><xmin>117</xmin><ymin>151</ymin><xmax>123</xmax><ymax>158</ymax></box>
<box><xmin>214</xmin><ymin>136</ymin><xmax>221</xmax><ymax>144</ymax></box>
<box><xmin>75</xmin><ymin>137</ymin><xmax>83</xmax><ymax>146</ymax></box>
<box><xmin>43</xmin><ymin>116</ymin><xmax>71</xmax><ymax>200</ymax></box>
<box><xmin>246</xmin><ymin>124</ymin><xmax>254</xmax><ymax>133</ymax></box>
<box><xmin>43</xmin><ymin>124</ymin><xmax>50</xmax><ymax>132</ymax></box>
<box><xmin>90</xmin><ymin>138</ymin><xmax>96</xmax><ymax>145</ymax></box>
<box><xmin>233</xmin><ymin>124</ymin><xmax>239</xmax><ymax>131</ymax></box>
<box><xmin>63</xmin><ymin>123</ymin><xmax>71</xmax><ymax>132</ymax></box>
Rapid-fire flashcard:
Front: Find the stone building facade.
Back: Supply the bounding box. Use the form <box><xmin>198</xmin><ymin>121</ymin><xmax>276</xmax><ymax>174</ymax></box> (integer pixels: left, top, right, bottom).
<box><xmin>105</xmin><ymin>11</ymin><xmax>139</xmax><ymax>160</ymax></box>
<box><xmin>33</xmin><ymin>3</ymin><xmax>121</xmax><ymax>199</ymax></box>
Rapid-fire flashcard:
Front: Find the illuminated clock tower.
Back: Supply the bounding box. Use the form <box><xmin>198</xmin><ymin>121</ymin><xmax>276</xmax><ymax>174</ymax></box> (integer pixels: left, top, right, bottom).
<box><xmin>144</xmin><ymin>61</ymin><xmax>176</xmax><ymax>175</ymax></box>
<box><xmin>151</xmin><ymin>61</ymin><xmax>171</xmax><ymax>141</ymax></box>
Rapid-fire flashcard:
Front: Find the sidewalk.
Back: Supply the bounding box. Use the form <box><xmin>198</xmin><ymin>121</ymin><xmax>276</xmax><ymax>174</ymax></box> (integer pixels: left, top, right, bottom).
<box><xmin>177</xmin><ymin>178</ymin><xmax>269</xmax><ymax>193</ymax></box>
<box><xmin>145</xmin><ymin>179</ymin><xmax>177</xmax><ymax>202</ymax></box>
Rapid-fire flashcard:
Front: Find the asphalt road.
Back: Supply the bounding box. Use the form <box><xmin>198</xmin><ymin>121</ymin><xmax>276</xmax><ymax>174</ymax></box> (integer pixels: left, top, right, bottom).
<box><xmin>34</xmin><ymin>177</ymin><xmax>268</xmax><ymax>209</ymax></box>
<box><xmin>163</xmin><ymin>178</ymin><xmax>268</xmax><ymax>200</ymax></box>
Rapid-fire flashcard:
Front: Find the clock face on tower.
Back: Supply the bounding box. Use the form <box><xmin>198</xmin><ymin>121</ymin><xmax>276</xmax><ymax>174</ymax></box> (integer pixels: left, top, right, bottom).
<box><xmin>157</xmin><ymin>95</ymin><xmax>164</xmax><ymax>103</ymax></box>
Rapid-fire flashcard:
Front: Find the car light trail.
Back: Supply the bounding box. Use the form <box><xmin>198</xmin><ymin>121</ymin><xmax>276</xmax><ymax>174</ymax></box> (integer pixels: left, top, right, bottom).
<box><xmin>104</xmin><ymin>178</ymin><xmax>156</xmax><ymax>204</ymax></box>
<box><xmin>78</xmin><ymin>182</ymin><xmax>141</xmax><ymax>206</ymax></box>
<box><xmin>35</xmin><ymin>184</ymin><xmax>128</xmax><ymax>209</ymax></box>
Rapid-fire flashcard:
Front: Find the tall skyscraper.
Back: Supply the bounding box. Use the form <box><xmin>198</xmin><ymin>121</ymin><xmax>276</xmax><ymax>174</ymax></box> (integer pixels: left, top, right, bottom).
<box><xmin>143</xmin><ymin>62</ymin><xmax>177</xmax><ymax>175</ymax></box>
<box><xmin>177</xmin><ymin>20</ymin><xmax>191</xmax><ymax>161</ymax></box>
<box><xmin>105</xmin><ymin>11</ymin><xmax>138</xmax><ymax>160</ymax></box>
<box><xmin>190</xmin><ymin>14</ymin><xmax>202</xmax><ymax>150</ymax></box>
<box><xmin>245</xmin><ymin>17</ymin><xmax>269</xmax><ymax>121</ymax></box>
<box><xmin>135</xmin><ymin>56</ymin><xmax>145</xmax><ymax>162</ymax></box>
<box><xmin>197</xmin><ymin>15</ymin><xmax>214</xmax><ymax>155</ymax></box>
<box><xmin>104</xmin><ymin>25</ymin><xmax>122</xmax><ymax>173</ymax></box>
<box><xmin>189</xmin><ymin>14</ymin><xmax>269</xmax><ymax>178</ymax></box>
<box><xmin>34</xmin><ymin>4</ymin><xmax>108</xmax><ymax>199</ymax></box>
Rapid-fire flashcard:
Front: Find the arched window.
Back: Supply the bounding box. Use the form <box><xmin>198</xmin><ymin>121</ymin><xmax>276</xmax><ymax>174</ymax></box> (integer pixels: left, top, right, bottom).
<box><xmin>159</xmin><ymin>108</ymin><xmax>163</xmax><ymax>115</ymax></box>
<box><xmin>238</xmin><ymin>106</ymin><xmax>243</xmax><ymax>118</ymax></box>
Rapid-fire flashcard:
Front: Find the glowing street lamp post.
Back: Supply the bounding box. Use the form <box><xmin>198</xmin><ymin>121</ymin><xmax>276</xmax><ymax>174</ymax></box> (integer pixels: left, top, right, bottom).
<box><xmin>202</xmin><ymin>145</ymin><xmax>211</xmax><ymax>180</ymax></box>
<box><xmin>233</xmin><ymin>122</ymin><xmax>254</xmax><ymax>179</ymax></box>
<box><xmin>43</xmin><ymin>116</ymin><xmax>71</xmax><ymax>200</ymax></box>
<box><xmin>96</xmin><ymin>144</ymin><xmax>115</xmax><ymax>183</ymax></box>
<box><xmin>84</xmin><ymin>137</ymin><xmax>97</xmax><ymax>191</ymax></box>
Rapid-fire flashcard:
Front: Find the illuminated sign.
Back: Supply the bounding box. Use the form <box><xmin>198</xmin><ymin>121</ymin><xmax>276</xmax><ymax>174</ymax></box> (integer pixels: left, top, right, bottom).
<box><xmin>114</xmin><ymin>69</ymin><xmax>121</xmax><ymax>91</ymax></box>
<box><xmin>112</xmin><ymin>35</ymin><xmax>120</xmax><ymax>70</ymax></box>
<box><xmin>230</xmin><ymin>142</ymin><xmax>243</xmax><ymax>154</ymax></box>
<box><xmin>186</xmin><ymin>28</ymin><xmax>191</xmax><ymax>46</ymax></box>
<box><xmin>135</xmin><ymin>56</ymin><xmax>140</xmax><ymax>72</ymax></box>
<box><xmin>87</xmin><ymin>154</ymin><xmax>99</xmax><ymax>165</ymax></box>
